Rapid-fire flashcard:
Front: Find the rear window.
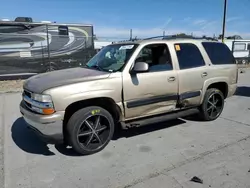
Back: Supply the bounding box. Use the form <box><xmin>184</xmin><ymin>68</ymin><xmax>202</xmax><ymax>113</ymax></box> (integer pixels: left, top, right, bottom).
<box><xmin>202</xmin><ymin>42</ymin><xmax>235</xmax><ymax>65</ymax></box>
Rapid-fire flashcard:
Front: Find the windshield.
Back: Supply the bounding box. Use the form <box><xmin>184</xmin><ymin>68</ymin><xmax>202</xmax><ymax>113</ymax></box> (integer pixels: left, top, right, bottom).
<box><xmin>86</xmin><ymin>43</ymin><xmax>138</xmax><ymax>72</ymax></box>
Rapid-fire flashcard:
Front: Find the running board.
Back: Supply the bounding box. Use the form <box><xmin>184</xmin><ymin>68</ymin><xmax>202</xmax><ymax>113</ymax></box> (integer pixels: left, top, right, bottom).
<box><xmin>121</xmin><ymin>108</ymin><xmax>199</xmax><ymax>129</ymax></box>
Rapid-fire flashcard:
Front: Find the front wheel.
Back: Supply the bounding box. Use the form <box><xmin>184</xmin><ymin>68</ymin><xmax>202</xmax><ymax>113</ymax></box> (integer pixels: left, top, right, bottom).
<box><xmin>199</xmin><ymin>88</ymin><xmax>225</xmax><ymax>121</ymax></box>
<box><xmin>66</xmin><ymin>106</ymin><xmax>115</xmax><ymax>155</ymax></box>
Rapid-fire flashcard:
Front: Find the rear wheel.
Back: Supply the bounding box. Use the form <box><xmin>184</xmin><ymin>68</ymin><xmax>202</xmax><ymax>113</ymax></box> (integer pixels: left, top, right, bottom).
<box><xmin>66</xmin><ymin>106</ymin><xmax>115</xmax><ymax>155</ymax></box>
<box><xmin>199</xmin><ymin>88</ymin><xmax>225</xmax><ymax>121</ymax></box>
<box><xmin>45</xmin><ymin>65</ymin><xmax>57</xmax><ymax>72</ymax></box>
<box><xmin>242</xmin><ymin>59</ymin><xmax>247</xmax><ymax>64</ymax></box>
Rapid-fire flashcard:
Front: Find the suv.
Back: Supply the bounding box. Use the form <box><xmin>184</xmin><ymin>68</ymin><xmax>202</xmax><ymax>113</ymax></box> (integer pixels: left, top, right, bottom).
<box><xmin>20</xmin><ymin>36</ymin><xmax>238</xmax><ymax>155</ymax></box>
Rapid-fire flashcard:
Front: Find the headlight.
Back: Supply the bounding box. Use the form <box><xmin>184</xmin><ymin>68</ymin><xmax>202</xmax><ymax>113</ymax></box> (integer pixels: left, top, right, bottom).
<box><xmin>31</xmin><ymin>93</ymin><xmax>52</xmax><ymax>103</ymax></box>
<box><xmin>23</xmin><ymin>92</ymin><xmax>55</xmax><ymax>115</ymax></box>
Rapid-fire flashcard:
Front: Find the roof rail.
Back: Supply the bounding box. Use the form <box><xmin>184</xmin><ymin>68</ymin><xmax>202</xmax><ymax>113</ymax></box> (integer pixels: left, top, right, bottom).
<box><xmin>143</xmin><ymin>35</ymin><xmax>218</xmax><ymax>41</ymax></box>
<box><xmin>143</xmin><ymin>36</ymin><xmax>166</xmax><ymax>40</ymax></box>
<box><xmin>114</xmin><ymin>37</ymin><xmax>142</xmax><ymax>43</ymax></box>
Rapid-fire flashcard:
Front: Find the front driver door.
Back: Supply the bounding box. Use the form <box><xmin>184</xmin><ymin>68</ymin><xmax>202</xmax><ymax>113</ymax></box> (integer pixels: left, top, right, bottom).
<box><xmin>122</xmin><ymin>43</ymin><xmax>178</xmax><ymax>120</ymax></box>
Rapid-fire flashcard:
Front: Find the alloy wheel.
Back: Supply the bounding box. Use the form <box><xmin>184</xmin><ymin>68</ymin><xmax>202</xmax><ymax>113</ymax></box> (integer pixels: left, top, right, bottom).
<box><xmin>77</xmin><ymin>114</ymin><xmax>111</xmax><ymax>151</ymax></box>
<box><xmin>206</xmin><ymin>92</ymin><xmax>224</xmax><ymax>119</ymax></box>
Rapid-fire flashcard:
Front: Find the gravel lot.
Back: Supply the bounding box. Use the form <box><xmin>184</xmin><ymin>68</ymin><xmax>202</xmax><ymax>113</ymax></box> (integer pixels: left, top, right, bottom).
<box><xmin>0</xmin><ymin>69</ymin><xmax>250</xmax><ymax>188</ymax></box>
<box><xmin>0</xmin><ymin>98</ymin><xmax>4</xmax><ymax>188</ymax></box>
<box><xmin>0</xmin><ymin>80</ymin><xmax>24</xmax><ymax>93</ymax></box>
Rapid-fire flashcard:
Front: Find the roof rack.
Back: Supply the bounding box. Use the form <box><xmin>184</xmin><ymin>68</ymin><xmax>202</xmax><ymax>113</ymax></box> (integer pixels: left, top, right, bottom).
<box><xmin>111</xmin><ymin>34</ymin><xmax>218</xmax><ymax>44</ymax></box>
<box><xmin>143</xmin><ymin>35</ymin><xmax>218</xmax><ymax>41</ymax></box>
<box><xmin>112</xmin><ymin>37</ymin><xmax>142</xmax><ymax>44</ymax></box>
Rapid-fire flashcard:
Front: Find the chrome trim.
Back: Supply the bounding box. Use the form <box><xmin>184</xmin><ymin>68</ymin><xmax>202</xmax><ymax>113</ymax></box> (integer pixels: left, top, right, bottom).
<box><xmin>23</xmin><ymin>95</ymin><xmax>53</xmax><ymax>109</ymax></box>
<box><xmin>22</xmin><ymin>89</ymin><xmax>54</xmax><ymax>114</ymax></box>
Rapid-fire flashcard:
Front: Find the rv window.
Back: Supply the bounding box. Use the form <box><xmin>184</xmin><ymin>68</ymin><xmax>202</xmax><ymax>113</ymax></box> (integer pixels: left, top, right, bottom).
<box><xmin>58</xmin><ymin>26</ymin><xmax>69</xmax><ymax>36</ymax></box>
<box><xmin>248</xmin><ymin>43</ymin><xmax>250</xmax><ymax>50</ymax></box>
<box><xmin>234</xmin><ymin>43</ymin><xmax>246</xmax><ymax>51</ymax></box>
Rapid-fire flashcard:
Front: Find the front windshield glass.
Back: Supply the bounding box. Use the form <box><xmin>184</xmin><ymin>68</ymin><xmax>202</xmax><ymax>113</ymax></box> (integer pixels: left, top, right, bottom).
<box><xmin>86</xmin><ymin>43</ymin><xmax>138</xmax><ymax>72</ymax></box>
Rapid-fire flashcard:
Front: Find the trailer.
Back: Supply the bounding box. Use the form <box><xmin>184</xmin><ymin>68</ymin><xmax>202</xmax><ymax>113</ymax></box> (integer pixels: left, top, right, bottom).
<box><xmin>0</xmin><ymin>17</ymin><xmax>96</xmax><ymax>79</ymax></box>
<box><xmin>223</xmin><ymin>39</ymin><xmax>250</xmax><ymax>64</ymax></box>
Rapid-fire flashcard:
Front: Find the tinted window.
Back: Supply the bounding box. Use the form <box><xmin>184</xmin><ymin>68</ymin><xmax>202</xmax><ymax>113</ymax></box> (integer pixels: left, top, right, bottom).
<box><xmin>175</xmin><ymin>43</ymin><xmax>205</xmax><ymax>69</ymax></box>
<box><xmin>58</xmin><ymin>26</ymin><xmax>69</xmax><ymax>36</ymax></box>
<box><xmin>202</xmin><ymin>42</ymin><xmax>235</xmax><ymax>64</ymax></box>
<box><xmin>248</xmin><ymin>43</ymin><xmax>250</xmax><ymax>50</ymax></box>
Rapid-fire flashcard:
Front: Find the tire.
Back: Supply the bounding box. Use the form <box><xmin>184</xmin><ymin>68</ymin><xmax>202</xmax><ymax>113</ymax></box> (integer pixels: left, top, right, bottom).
<box><xmin>45</xmin><ymin>65</ymin><xmax>57</xmax><ymax>72</ymax></box>
<box><xmin>199</xmin><ymin>88</ymin><xmax>225</xmax><ymax>121</ymax></box>
<box><xmin>66</xmin><ymin>106</ymin><xmax>115</xmax><ymax>155</ymax></box>
<box><xmin>242</xmin><ymin>59</ymin><xmax>248</xmax><ymax>64</ymax></box>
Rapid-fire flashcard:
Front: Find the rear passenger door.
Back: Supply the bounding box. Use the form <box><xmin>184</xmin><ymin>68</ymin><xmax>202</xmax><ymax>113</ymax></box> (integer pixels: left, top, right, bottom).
<box><xmin>174</xmin><ymin>43</ymin><xmax>208</xmax><ymax>107</ymax></box>
<box><xmin>201</xmin><ymin>42</ymin><xmax>238</xmax><ymax>89</ymax></box>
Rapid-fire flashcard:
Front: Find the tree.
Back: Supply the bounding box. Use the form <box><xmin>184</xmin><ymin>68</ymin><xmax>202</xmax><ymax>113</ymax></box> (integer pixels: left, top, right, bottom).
<box><xmin>218</xmin><ymin>34</ymin><xmax>242</xmax><ymax>39</ymax></box>
<box><xmin>227</xmin><ymin>35</ymin><xmax>242</xmax><ymax>39</ymax></box>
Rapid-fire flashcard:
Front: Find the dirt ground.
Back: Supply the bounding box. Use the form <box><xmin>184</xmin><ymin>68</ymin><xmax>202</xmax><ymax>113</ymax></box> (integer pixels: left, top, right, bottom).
<box><xmin>0</xmin><ymin>80</ymin><xmax>25</xmax><ymax>93</ymax></box>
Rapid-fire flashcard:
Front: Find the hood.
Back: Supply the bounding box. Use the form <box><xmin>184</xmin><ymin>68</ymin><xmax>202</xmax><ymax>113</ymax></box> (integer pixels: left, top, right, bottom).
<box><xmin>23</xmin><ymin>67</ymin><xmax>111</xmax><ymax>93</ymax></box>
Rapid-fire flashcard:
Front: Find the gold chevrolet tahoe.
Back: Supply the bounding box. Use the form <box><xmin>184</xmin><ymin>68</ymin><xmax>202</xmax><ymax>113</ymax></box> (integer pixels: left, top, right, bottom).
<box><xmin>20</xmin><ymin>36</ymin><xmax>238</xmax><ymax>155</ymax></box>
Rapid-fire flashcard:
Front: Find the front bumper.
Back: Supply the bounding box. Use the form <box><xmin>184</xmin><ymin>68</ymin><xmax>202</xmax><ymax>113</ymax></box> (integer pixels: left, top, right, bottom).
<box><xmin>20</xmin><ymin>100</ymin><xmax>65</xmax><ymax>144</ymax></box>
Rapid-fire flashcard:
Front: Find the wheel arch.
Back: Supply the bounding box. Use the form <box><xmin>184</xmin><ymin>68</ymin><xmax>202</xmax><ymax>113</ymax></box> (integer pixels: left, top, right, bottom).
<box><xmin>201</xmin><ymin>78</ymin><xmax>229</xmax><ymax>103</ymax></box>
<box><xmin>208</xmin><ymin>82</ymin><xmax>228</xmax><ymax>97</ymax></box>
<box><xmin>63</xmin><ymin>97</ymin><xmax>123</xmax><ymax>141</ymax></box>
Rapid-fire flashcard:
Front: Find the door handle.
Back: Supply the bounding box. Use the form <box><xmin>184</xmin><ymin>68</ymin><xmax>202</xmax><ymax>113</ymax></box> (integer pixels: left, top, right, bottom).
<box><xmin>168</xmin><ymin>77</ymin><xmax>176</xmax><ymax>82</ymax></box>
<box><xmin>202</xmin><ymin>72</ymin><xmax>208</xmax><ymax>77</ymax></box>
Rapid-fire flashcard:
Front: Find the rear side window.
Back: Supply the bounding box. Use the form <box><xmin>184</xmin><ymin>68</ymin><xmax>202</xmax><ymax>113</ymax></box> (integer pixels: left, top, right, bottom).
<box><xmin>202</xmin><ymin>42</ymin><xmax>235</xmax><ymax>64</ymax></box>
<box><xmin>175</xmin><ymin>43</ymin><xmax>205</xmax><ymax>70</ymax></box>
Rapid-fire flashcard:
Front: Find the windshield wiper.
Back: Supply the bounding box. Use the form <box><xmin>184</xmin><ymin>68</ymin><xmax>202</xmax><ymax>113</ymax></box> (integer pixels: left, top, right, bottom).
<box><xmin>86</xmin><ymin>64</ymin><xmax>107</xmax><ymax>72</ymax></box>
<box><xmin>91</xmin><ymin>64</ymin><xmax>103</xmax><ymax>71</ymax></box>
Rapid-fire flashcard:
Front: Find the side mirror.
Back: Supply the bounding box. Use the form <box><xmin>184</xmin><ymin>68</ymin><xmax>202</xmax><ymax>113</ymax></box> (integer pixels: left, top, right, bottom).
<box><xmin>130</xmin><ymin>62</ymin><xmax>149</xmax><ymax>74</ymax></box>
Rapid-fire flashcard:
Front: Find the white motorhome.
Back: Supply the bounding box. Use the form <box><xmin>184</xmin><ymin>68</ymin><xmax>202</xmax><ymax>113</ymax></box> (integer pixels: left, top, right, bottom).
<box><xmin>223</xmin><ymin>39</ymin><xmax>250</xmax><ymax>64</ymax></box>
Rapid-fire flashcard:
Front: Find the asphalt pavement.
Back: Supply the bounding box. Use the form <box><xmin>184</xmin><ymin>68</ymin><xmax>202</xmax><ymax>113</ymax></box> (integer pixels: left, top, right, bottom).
<box><xmin>0</xmin><ymin>70</ymin><xmax>250</xmax><ymax>188</ymax></box>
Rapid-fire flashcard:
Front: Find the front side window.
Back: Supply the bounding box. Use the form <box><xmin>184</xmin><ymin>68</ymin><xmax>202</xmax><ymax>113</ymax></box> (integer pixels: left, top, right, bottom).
<box><xmin>134</xmin><ymin>43</ymin><xmax>173</xmax><ymax>72</ymax></box>
<box><xmin>86</xmin><ymin>43</ymin><xmax>138</xmax><ymax>72</ymax></box>
<box><xmin>175</xmin><ymin>43</ymin><xmax>205</xmax><ymax>70</ymax></box>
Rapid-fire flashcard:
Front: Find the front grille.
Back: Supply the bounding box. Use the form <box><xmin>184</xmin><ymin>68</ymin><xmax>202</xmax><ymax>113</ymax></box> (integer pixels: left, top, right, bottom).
<box><xmin>24</xmin><ymin>101</ymin><xmax>32</xmax><ymax>108</ymax></box>
<box><xmin>23</xmin><ymin>89</ymin><xmax>37</xmax><ymax>113</ymax></box>
<box><xmin>22</xmin><ymin>89</ymin><xmax>54</xmax><ymax>115</ymax></box>
<box><xmin>24</xmin><ymin>90</ymin><xmax>31</xmax><ymax>98</ymax></box>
